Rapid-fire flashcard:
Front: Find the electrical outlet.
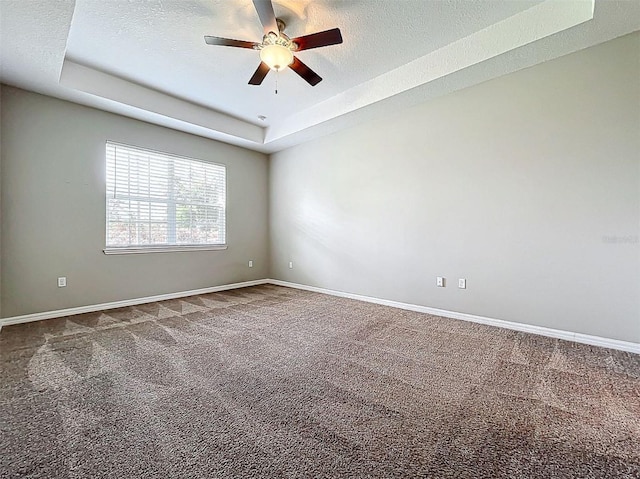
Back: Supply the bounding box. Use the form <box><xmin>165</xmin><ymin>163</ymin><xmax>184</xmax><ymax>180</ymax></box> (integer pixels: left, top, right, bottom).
<box><xmin>458</xmin><ymin>278</ymin><xmax>466</xmax><ymax>289</ymax></box>
<box><xmin>288</xmin><ymin>261</ymin><xmax>293</xmax><ymax>269</ymax></box>
<box><xmin>248</xmin><ymin>260</ymin><xmax>253</xmax><ymax>268</ymax></box>
<box><xmin>57</xmin><ymin>277</ymin><xmax>67</xmax><ymax>288</ymax></box>
<box><xmin>436</xmin><ymin>277</ymin><xmax>445</xmax><ymax>287</ymax></box>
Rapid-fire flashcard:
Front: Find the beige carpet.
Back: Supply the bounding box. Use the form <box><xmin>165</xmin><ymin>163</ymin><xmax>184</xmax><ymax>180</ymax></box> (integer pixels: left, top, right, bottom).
<box><xmin>1</xmin><ymin>285</ymin><xmax>638</xmax><ymax>478</ymax></box>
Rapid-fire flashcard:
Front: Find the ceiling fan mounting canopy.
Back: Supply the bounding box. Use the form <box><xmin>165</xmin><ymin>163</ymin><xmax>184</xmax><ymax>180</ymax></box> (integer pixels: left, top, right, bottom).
<box><xmin>203</xmin><ymin>0</ymin><xmax>343</xmax><ymax>87</ymax></box>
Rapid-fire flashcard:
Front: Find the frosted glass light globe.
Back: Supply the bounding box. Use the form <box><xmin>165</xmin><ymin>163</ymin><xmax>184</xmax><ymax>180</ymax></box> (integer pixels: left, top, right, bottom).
<box><xmin>260</xmin><ymin>44</ymin><xmax>294</xmax><ymax>71</ymax></box>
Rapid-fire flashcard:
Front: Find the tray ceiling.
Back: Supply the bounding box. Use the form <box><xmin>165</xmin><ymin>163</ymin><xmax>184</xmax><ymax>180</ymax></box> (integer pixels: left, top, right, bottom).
<box><xmin>1</xmin><ymin>1</ymin><xmax>639</xmax><ymax>153</ymax></box>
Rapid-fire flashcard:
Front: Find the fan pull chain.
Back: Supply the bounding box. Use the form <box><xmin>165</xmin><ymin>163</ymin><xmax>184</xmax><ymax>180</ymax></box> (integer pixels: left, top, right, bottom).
<box><xmin>275</xmin><ymin>70</ymin><xmax>279</xmax><ymax>95</ymax></box>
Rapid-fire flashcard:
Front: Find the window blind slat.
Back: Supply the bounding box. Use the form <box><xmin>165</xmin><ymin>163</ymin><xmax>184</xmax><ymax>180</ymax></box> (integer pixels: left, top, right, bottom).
<box><xmin>106</xmin><ymin>142</ymin><xmax>226</xmax><ymax>248</ymax></box>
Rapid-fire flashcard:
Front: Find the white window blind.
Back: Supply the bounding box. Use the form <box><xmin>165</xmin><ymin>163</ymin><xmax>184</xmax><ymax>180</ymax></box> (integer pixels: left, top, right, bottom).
<box><xmin>105</xmin><ymin>142</ymin><xmax>226</xmax><ymax>252</ymax></box>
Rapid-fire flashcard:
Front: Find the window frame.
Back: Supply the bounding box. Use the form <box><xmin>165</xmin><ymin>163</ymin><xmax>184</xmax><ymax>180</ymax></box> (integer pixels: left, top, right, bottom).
<box><xmin>103</xmin><ymin>141</ymin><xmax>228</xmax><ymax>255</ymax></box>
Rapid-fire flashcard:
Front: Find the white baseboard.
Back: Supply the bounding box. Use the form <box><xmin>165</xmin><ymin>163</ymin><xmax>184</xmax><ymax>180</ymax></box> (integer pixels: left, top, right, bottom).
<box><xmin>2</xmin><ymin>277</ymin><xmax>638</xmax><ymax>355</ymax></box>
<box><xmin>0</xmin><ymin>279</ymin><xmax>270</xmax><ymax>328</ymax></box>
<box><xmin>269</xmin><ymin>279</ymin><xmax>640</xmax><ymax>355</ymax></box>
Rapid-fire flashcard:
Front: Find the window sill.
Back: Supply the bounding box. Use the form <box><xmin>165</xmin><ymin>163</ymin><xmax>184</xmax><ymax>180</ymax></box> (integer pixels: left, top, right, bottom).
<box><xmin>103</xmin><ymin>245</ymin><xmax>228</xmax><ymax>255</ymax></box>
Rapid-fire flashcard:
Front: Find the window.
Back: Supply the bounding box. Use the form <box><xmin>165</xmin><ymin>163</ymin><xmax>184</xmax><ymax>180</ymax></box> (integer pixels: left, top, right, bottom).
<box><xmin>105</xmin><ymin>141</ymin><xmax>226</xmax><ymax>254</ymax></box>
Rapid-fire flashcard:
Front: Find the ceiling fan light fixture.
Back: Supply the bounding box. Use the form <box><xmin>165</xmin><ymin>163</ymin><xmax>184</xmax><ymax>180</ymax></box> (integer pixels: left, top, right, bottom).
<box><xmin>259</xmin><ymin>43</ymin><xmax>293</xmax><ymax>71</ymax></box>
<box><xmin>204</xmin><ymin>1</ymin><xmax>343</xmax><ymax>86</ymax></box>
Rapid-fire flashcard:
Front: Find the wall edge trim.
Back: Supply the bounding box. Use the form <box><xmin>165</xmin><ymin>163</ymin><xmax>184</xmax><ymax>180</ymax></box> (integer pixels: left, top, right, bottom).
<box><xmin>0</xmin><ymin>279</ymin><xmax>270</xmax><ymax>327</ymax></box>
<box><xmin>2</xmin><ymin>278</ymin><xmax>637</xmax><ymax>354</ymax></box>
<box><xmin>269</xmin><ymin>280</ymin><xmax>640</xmax><ymax>354</ymax></box>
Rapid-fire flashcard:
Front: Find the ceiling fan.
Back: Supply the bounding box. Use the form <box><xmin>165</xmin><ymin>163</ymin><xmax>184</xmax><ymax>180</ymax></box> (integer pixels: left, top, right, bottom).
<box><xmin>204</xmin><ymin>0</ymin><xmax>343</xmax><ymax>87</ymax></box>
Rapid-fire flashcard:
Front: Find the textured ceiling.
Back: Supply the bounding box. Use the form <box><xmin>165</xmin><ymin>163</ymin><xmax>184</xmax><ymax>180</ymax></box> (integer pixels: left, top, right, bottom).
<box><xmin>65</xmin><ymin>0</ymin><xmax>542</xmax><ymax>125</ymax></box>
<box><xmin>1</xmin><ymin>1</ymin><xmax>639</xmax><ymax>153</ymax></box>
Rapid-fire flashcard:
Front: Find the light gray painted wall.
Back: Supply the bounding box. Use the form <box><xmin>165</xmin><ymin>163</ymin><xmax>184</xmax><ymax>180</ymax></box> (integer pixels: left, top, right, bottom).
<box><xmin>270</xmin><ymin>33</ymin><xmax>640</xmax><ymax>343</ymax></box>
<box><xmin>1</xmin><ymin>87</ymin><xmax>269</xmax><ymax>317</ymax></box>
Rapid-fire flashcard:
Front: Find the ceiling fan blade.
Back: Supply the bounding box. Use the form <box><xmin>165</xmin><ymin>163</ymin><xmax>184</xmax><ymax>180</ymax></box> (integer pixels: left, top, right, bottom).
<box><xmin>289</xmin><ymin>56</ymin><xmax>322</xmax><ymax>86</ymax></box>
<box><xmin>291</xmin><ymin>28</ymin><xmax>343</xmax><ymax>51</ymax></box>
<box><xmin>252</xmin><ymin>0</ymin><xmax>279</xmax><ymax>35</ymax></box>
<box><xmin>204</xmin><ymin>36</ymin><xmax>258</xmax><ymax>49</ymax></box>
<box><xmin>249</xmin><ymin>62</ymin><xmax>271</xmax><ymax>85</ymax></box>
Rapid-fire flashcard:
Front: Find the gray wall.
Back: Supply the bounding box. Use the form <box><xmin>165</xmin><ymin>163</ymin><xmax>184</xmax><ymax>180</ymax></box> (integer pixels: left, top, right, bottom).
<box><xmin>1</xmin><ymin>87</ymin><xmax>269</xmax><ymax>317</ymax></box>
<box><xmin>270</xmin><ymin>33</ymin><xmax>640</xmax><ymax>343</ymax></box>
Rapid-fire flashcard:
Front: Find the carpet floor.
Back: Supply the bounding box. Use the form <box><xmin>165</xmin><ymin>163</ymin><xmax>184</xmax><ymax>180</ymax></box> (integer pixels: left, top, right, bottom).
<box><xmin>1</xmin><ymin>285</ymin><xmax>639</xmax><ymax>478</ymax></box>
